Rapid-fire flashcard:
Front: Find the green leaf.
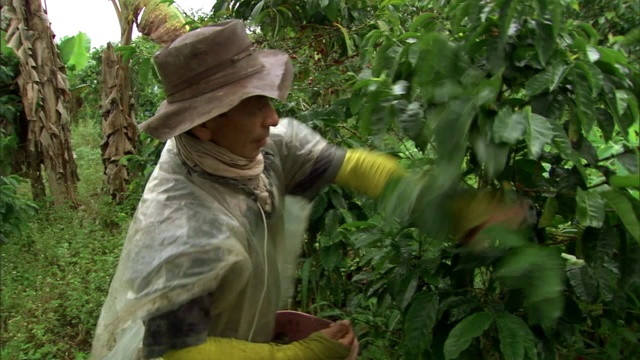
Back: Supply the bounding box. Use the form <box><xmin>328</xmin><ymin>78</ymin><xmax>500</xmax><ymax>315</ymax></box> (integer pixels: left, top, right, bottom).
<box><xmin>250</xmin><ymin>0</ymin><xmax>265</xmax><ymax>20</ymax></box>
<box><xmin>585</xmin><ymin>46</ymin><xmax>600</xmax><ymax>62</ymax></box>
<box><xmin>535</xmin><ymin>21</ymin><xmax>555</xmax><ymax>66</ymax></box>
<box><xmin>617</xmin><ymin>152</ymin><xmax>639</xmax><ymax>174</ymax></box>
<box><xmin>576</xmin><ymin>188</ymin><xmax>605</xmax><ymax>228</ymax></box>
<box><xmin>525</xmin><ymin>107</ymin><xmax>554</xmax><ymax>159</ymax></box>
<box><xmin>495</xmin><ymin>247</ymin><xmax>536</xmax><ymax>281</ymax></box>
<box><xmin>525</xmin><ymin>61</ymin><xmax>567</xmax><ymax>96</ymax></box>
<box><xmin>576</xmin><ymin>62</ymin><xmax>603</xmax><ymax>97</ymax></box>
<box><xmin>594</xmin><ymin>46</ymin><xmax>628</xmax><ymax>66</ymax></box>
<box><xmin>1</xmin><ymin>30</ymin><xmax>16</xmax><ymax>56</ymax></box>
<box><xmin>610</xmin><ymin>175</ymin><xmax>640</xmax><ymax>189</ymax></box>
<box><xmin>596</xmin><ymin>108</ymin><xmax>615</xmax><ymax>142</ymax></box>
<box><xmin>58</xmin><ymin>32</ymin><xmax>91</xmax><ymax>71</ymax></box>
<box><xmin>335</xmin><ymin>22</ymin><xmax>355</xmax><ymax>57</ymax></box>
<box><xmin>602</xmin><ymin>190</ymin><xmax>640</xmax><ymax>242</ymax></box>
<box><xmin>496</xmin><ymin>313</ymin><xmax>537</xmax><ymax>360</ymax></box>
<box><xmin>493</xmin><ymin>108</ymin><xmax>527</xmax><ymax>144</ymax></box>
<box><xmin>444</xmin><ymin>312</ymin><xmax>494</xmax><ymax>360</ymax></box>
<box><xmin>499</xmin><ymin>0</ymin><xmax>519</xmax><ymax>43</ymax></box>
<box><xmin>571</xmin><ymin>66</ymin><xmax>596</xmax><ymax>134</ymax></box>
<box><xmin>550</xmin><ymin>121</ymin><xmax>586</xmax><ymax>176</ymax></box>
<box><xmin>614</xmin><ymin>89</ymin><xmax>630</xmax><ymax>117</ymax></box>
<box><xmin>404</xmin><ymin>292</ymin><xmax>440</xmax><ymax>354</ymax></box>
<box><xmin>567</xmin><ymin>265</ymin><xmax>598</xmax><ymax>302</ymax></box>
<box><xmin>538</xmin><ymin>197</ymin><xmax>559</xmax><ymax>228</ymax></box>
<box><xmin>471</xmin><ymin>131</ymin><xmax>509</xmax><ymax>178</ymax></box>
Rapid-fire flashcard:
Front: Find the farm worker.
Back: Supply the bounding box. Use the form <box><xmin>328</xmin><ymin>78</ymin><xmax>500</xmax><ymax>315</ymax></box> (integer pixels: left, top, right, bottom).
<box><xmin>91</xmin><ymin>19</ymin><xmax>406</xmax><ymax>360</ymax></box>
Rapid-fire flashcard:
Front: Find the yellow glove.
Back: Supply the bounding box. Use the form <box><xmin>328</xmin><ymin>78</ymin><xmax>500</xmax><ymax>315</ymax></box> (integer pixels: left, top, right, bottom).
<box><xmin>335</xmin><ymin>149</ymin><xmax>406</xmax><ymax>198</ymax></box>
<box><xmin>162</xmin><ymin>331</ymin><xmax>350</xmax><ymax>360</ymax></box>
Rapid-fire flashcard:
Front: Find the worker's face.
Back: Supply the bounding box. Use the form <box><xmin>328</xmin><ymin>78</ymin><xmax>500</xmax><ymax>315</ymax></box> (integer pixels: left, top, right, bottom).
<box><xmin>192</xmin><ymin>96</ymin><xmax>280</xmax><ymax>158</ymax></box>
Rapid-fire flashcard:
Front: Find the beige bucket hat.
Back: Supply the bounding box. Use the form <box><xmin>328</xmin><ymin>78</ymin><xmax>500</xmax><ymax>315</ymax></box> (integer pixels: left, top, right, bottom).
<box><xmin>139</xmin><ymin>20</ymin><xmax>294</xmax><ymax>141</ymax></box>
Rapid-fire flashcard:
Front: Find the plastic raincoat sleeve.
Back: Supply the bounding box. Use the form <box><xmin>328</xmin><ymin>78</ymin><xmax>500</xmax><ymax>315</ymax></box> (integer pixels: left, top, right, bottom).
<box><xmin>271</xmin><ymin>118</ymin><xmax>346</xmax><ymax>199</ymax></box>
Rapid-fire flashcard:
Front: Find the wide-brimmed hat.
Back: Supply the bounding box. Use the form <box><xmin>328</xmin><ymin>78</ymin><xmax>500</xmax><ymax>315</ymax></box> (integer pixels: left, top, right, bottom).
<box><xmin>139</xmin><ymin>20</ymin><xmax>294</xmax><ymax>141</ymax></box>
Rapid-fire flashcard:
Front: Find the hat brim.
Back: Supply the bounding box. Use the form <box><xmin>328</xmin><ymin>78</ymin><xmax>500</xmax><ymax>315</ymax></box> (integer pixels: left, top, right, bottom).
<box><xmin>139</xmin><ymin>50</ymin><xmax>293</xmax><ymax>141</ymax></box>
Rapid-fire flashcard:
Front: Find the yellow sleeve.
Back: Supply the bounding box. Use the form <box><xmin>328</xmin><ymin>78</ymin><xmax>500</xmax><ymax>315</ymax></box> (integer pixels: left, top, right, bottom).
<box><xmin>162</xmin><ymin>332</ymin><xmax>349</xmax><ymax>360</ymax></box>
<box><xmin>334</xmin><ymin>149</ymin><xmax>407</xmax><ymax>198</ymax></box>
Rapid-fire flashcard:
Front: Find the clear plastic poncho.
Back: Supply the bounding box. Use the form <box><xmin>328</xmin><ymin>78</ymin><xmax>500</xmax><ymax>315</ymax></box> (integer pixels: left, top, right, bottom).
<box><xmin>91</xmin><ymin>118</ymin><xmax>344</xmax><ymax>359</ymax></box>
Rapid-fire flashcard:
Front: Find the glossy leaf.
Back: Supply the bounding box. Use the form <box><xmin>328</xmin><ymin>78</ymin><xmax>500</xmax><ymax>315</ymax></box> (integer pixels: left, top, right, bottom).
<box><xmin>443</xmin><ymin>311</ymin><xmax>494</xmax><ymax>360</ymax></box>
<box><xmin>596</xmin><ymin>108</ymin><xmax>615</xmax><ymax>142</ymax></box>
<box><xmin>535</xmin><ymin>21</ymin><xmax>555</xmax><ymax>66</ymax></box>
<box><xmin>571</xmin><ymin>66</ymin><xmax>597</xmax><ymax>135</ymax></box>
<box><xmin>404</xmin><ymin>292</ymin><xmax>440</xmax><ymax>354</ymax></box>
<box><xmin>602</xmin><ymin>190</ymin><xmax>640</xmax><ymax>242</ymax></box>
<box><xmin>550</xmin><ymin>121</ymin><xmax>586</xmax><ymax>176</ymax></box>
<box><xmin>525</xmin><ymin>61</ymin><xmax>567</xmax><ymax>96</ymax></box>
<box><xmin>496</xmin><ymin>312</ymin><xmax>537</xmax><ymax>360</ymax></box>
<box><xmin>567</xmin><ymin>265</ymin><xmax>598</xmax><ymax>303</ymax></box>
<box><xmin>576</xmin><ymin>188</ymin><xmax>605</xmax><ymax>228</ymax></box>
<box><xmin>524</xmin><ymin>107</ymin><xmax>554</xmax><ymax>159</ymax></box>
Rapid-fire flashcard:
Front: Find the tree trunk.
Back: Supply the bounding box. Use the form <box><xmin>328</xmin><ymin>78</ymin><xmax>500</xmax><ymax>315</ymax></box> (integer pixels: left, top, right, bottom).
<box><xmin>3</xmin><ymin>0</ymin><xmax>79</xmax><ymax>206</ymax></box>
<box><xmin>100</xmin><ymin>42</ymin><xmax>137</xmax><ymax>202</ymax></box>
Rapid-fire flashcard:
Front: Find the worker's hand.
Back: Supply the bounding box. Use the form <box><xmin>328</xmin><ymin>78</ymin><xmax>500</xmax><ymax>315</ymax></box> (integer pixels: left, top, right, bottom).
<box><xmin>449</xmin><ymin>189</ymin><xmax>536</xmax><ymax>247</ymax></box>
<box><xmin>319</xmin><ymin>320</ymin><xmax>355</xmax><ymax>349</ymax></box>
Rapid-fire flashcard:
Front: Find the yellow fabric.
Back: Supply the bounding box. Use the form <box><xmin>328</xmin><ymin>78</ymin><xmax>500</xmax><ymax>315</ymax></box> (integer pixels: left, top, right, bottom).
<box><xmin>335</xmin><ymin>149</ymin><xmax>406</xmax><ymax>198</ymax></box>
<box><xmin>162</xmin><ymin>332</ymin><xmax>350</xmax><ymax>360</ymax></box>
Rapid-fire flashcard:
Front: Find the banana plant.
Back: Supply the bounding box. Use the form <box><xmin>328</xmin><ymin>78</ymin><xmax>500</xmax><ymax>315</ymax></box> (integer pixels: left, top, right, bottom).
<box><xmin>2</xmin><ymin>0</ymin><xmax>79</xmax><ymax>206</ymax></box>
<box><xmin>102</xmin><ymin>0</ymin><xmax>186</xmax><ymax>202</ymax></box>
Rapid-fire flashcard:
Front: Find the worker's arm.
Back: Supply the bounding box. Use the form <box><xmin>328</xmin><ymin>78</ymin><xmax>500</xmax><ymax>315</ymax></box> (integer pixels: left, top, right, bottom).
<box><xmin>162</xmin><ymin>331</ymin><xmax>350</xmax><ymax>360</ymax></box>
<box><xmin>334</xmin><ymin>148</ymin><xmax>407</xmax><ymax>198</ymax></box>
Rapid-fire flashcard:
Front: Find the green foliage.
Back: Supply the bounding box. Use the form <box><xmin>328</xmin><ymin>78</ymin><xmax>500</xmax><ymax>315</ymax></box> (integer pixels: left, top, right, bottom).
<box><xmin>58</xmin><ymin>32</ymin><xmax>91</xmax><ymax>71</ymax></box>
<box><xmin>239</xmin><ymin>0</ymin><xmax>640</xmax><ymax>358</ymax></box>
<box><xmin>2</xmin><ymin>1</ymin><xmax>639</xmax><ymax>359</ymax></box>
<box><xmin>0</xmin><ymin>116</ymin><xmax>128</xmax><ymax>360</ymax></box>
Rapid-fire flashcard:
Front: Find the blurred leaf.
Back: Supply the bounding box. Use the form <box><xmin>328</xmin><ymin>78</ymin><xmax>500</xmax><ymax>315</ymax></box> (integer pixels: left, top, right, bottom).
<box><xmin>610</xmin><ymin>175</ymin><xmax>640</xmax><ymax>189</ymax></box>
<box><xmin>493</xmin><ymin>108</ymin><xmax>527</xmax><ymax>144</ymax></box>
<box><xmin>405</xmin><ymin>292</ymin><xmax>440</xmax><ymax>354</ymax></box>
<box><xmin>602</xmin><ymin>190</ymin><xmax>640</xmax><ymax>242</ymax></box>
<box><xmin>538</xmin><ymin>197</ymin><xmax>559</xmax><ymax>228</ymax></box>
<box><xmin>471</xmin><ymin>131</ymin><xmax>509</xmax><ymax>178</ymax></box>
<box><xmin>443</xmin><ymin>311</ymin><xmax>494</xmax><ymax>360</ymax></box>
<box><xmin>576</xmin><ymin>188</ymin><xmax>605</xmax><ymax>228</ymax></box>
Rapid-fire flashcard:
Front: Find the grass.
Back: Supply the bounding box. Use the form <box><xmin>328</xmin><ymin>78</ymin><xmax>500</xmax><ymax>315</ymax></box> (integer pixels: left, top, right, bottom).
<box><xmin>0</xmin><ymin>119</ymin><xmax>130</xmax><ymax>360</ymax></box>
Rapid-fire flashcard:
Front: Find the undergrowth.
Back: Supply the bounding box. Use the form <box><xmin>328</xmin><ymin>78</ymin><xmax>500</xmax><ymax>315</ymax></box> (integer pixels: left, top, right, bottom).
<box><xmin>0</xmin><ymin>119</ymin><xmax>130</xmax><ymax>359</ymax></box>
